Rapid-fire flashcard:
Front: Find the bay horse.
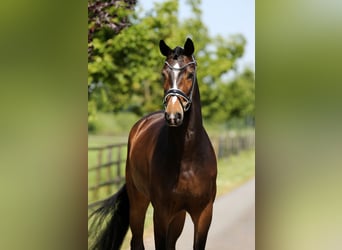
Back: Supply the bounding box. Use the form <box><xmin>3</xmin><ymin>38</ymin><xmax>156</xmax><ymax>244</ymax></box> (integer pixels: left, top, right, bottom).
<box><xmin>89</xmin><ymin>38</ymin><xmax>217</xmax><ymax>250</ymax></box>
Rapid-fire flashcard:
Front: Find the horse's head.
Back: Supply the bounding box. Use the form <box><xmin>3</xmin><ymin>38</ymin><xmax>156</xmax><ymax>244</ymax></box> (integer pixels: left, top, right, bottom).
<box><xmin>159</xmin><ymin>38</ymin><xmax>197</xmax><ymax>127</ymax></box>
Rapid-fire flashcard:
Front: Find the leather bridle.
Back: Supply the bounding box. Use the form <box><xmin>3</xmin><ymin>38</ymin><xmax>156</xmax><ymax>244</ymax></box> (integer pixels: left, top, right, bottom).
<box><xmin>163</xmin><ymin>59</ymin><xmax>197</xmax><ymax>112</ymax></box>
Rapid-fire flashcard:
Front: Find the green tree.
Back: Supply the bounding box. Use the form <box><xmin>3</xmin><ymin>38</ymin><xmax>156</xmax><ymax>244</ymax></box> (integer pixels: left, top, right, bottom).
<box><xmin>210</xmin><ymin>68</ymin><xmax>255</xmax><ymax>126</ymax></box>
<box><xmin>88</xmin><ymin>0</ymin><xmax>138</xmax><ymax>125</ymax></box>
<box><xmin>88</xmin><ymin>0</ymin><xmax>179</xmax><ymax>116</ymax></box>
<box><xmin>88</xmin><ymin>0</ymin><xmax>137</xmax><ymax>59</ymax></box>
<box><xmin>88</xmin><ymin>0</ymin><xmax>253</xmax><ymax>127</ymax></box>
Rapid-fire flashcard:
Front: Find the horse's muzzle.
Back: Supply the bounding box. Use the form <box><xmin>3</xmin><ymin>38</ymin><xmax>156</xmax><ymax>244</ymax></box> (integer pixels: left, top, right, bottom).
<box><xmin>164</xmin><ymin>111</ymin><xmax>183</xmax><ymax>127</ymax></box>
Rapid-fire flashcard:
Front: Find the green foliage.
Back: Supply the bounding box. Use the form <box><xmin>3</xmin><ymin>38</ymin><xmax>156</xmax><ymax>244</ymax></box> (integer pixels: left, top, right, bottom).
<box><xmin>88</xmin><ymin>0</ymin><xmax>254</xmax><ymax>125</ymax></box>
<box><xmin>210</xmin><ymin>68</ymin><xmax>255</xmax><ymax>124</ymax></box>
<box><xmin>88</xmin><ymin>0</ymin><xmax>137</xmax><ymax>59</ymax></box>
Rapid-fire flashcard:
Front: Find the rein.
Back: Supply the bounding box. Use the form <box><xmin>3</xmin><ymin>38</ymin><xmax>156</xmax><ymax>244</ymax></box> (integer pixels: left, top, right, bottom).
<box><xmin>163</xmin><ymin>59</ymin><xmax>197</xmax><ymax>112</ymax></box>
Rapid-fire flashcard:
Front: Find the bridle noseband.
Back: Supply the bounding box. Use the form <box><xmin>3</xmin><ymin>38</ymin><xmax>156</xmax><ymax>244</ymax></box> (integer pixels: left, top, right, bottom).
<box><xmin>163</xmin><ymin>59</ymin><xmax>197</xmax><ymax>112</ymax></box>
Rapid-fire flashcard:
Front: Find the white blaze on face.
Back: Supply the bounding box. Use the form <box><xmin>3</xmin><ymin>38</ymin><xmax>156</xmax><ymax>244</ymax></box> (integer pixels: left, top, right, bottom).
<box><xmin>172</xmin><ymin>62</ymin><xmax>180</xmax><ymax>89</ymax></box>
<box><xmin>171</xmin><ymin>96</ymin><xmax>178</xmax><ymax>104</ymax></box>
<box><xmin>167</xmin><ymin>62</ymin><xmax>183</xmax><ymax>107</ymax></box>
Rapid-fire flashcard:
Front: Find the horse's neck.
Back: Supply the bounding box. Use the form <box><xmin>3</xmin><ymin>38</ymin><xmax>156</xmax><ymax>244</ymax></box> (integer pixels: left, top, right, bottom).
<box><xmin>169</xmin><ymin>81</ymin><xmax>203</xmax><ymax>147</ymax></box>
<box><xmin>186</xmin><ymin>80</ymin><xmax>203</xmax><ymax>134</ymax></box>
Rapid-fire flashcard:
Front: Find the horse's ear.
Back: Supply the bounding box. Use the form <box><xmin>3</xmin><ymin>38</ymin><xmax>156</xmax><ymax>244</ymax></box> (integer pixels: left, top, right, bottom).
<box><xmin>184</xmin><ymin>38</ymin><xmax>194</xmax><ymax>56</ymax></box>
<box><xmin>159</xmin><ymin>40</ymin><xmax>171</xmax><ymax>57</ymax></box>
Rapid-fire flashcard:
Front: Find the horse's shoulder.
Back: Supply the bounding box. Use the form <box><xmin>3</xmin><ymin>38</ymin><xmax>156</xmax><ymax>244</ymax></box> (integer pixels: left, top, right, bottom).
<box><xmin>133</xmin><ymin>111</ymin><xmax>163</xmax><ymax>128</ymax></box>
<box><xmin>129</xmin><ymin>111</ymin><xmax>164</xmax><ymax>138</ymax></box>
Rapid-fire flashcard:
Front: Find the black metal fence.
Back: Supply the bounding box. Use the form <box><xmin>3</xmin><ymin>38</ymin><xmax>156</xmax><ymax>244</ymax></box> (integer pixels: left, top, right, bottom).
<box><xmin>212</xmin><ymin>131</ymin><xmax>255</xmax><ymax>159</ymax></box>
<box><xmin>88</xmin><ymin>143</ymin><xmax>126</xmax><ymax>209</ymax></box>
<box><xmin>88</xmin><ymin>131</ymin><xmax>254</xmax><ymax>209</ymax></box>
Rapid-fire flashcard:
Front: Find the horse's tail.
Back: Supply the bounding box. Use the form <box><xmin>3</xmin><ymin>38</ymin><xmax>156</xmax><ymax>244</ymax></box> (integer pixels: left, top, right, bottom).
<box><xmin>88</xmin><ymin>184</ymin><xmax>129</xmax><ymax>250</ymax></box>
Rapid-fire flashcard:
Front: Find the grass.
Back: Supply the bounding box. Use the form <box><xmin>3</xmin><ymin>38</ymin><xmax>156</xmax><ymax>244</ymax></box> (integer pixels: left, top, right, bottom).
<box><xmin>89</xmin><ymin>112</ymin><xmax>139</xmax><ymax>136</ymax></box>
<box><xmin>216</xmin><ymin>149</ymin><xmax>255</xmax><ymax>196</ymax></box>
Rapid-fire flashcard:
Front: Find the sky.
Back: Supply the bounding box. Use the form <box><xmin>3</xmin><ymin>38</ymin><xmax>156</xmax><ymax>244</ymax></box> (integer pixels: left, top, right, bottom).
<box><xmin>138</xmin><ymin>0</ymin><xmax>255</xmax><ymax>71</ymax></box>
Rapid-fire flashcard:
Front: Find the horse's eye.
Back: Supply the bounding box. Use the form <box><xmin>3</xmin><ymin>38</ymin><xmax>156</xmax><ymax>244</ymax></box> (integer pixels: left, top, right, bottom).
<box><xmin>187</xmin><ymin>73</ymin><xmax>194</xmax><ymax>79</ymax></box>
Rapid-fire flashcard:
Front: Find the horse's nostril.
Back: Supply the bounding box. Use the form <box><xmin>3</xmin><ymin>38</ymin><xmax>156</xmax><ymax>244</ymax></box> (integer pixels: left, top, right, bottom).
<box><xmin>176</xmin><ymin>112</ymin><xmax>182</xmax><ymax>120</ymax></box>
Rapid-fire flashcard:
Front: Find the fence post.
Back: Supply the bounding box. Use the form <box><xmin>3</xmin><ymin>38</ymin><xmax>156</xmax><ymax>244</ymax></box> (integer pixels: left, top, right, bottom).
<box><xmin>117</xmin><ymin>145</ymin><xmax>122</xmax><ymax>187</ymax></box>
<box><xmin>107</xmin><ymin>147</ymin><xmax>112</xmax><ymax>195</ymax></box>
<box><xmin>228</xmin><ymin>132</ymin><xmax>235</xmax><ymax>155</ymax></box>
<box><xmin>95</xmin><ymin>149</ymin><xmax>103</xmax><ymax>201</ymax></box>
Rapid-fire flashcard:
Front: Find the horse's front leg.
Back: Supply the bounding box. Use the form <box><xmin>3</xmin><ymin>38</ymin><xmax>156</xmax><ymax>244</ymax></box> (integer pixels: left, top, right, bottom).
<box><xmin>167</xmin><ymin>210</ymin><xmax>186</xmax><ymax>249</ymax></box>
<box><xmin>153</xmin><ymin>207</ymin><xmax>170</xmax><ymax>250</ymax></box>
<box><xmin>191</xmin><ymin>202</ymin><xmax>214</xmax><ymax>250</ymax></box>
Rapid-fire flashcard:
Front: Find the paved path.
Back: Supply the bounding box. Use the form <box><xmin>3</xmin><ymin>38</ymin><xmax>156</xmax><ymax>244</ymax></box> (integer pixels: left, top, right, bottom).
<box><xmin>144</xmin><ymin>178</ymin><xmax>255</xmax><ymax>249</ymax></box>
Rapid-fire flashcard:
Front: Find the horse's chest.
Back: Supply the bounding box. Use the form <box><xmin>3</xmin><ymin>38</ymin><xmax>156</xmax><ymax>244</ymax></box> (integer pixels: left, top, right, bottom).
<box><xmin>172</xmin><ymin>169</ymin><xmax>206</xmax><ymax>198</ymax></box>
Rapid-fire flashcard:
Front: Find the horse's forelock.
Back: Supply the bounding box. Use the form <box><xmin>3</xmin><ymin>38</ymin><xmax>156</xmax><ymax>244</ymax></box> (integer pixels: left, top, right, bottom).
<box><xmin>172</xmin><ymin>46</ymin><xmax>184</xmax><ymax>60</ymax></box>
